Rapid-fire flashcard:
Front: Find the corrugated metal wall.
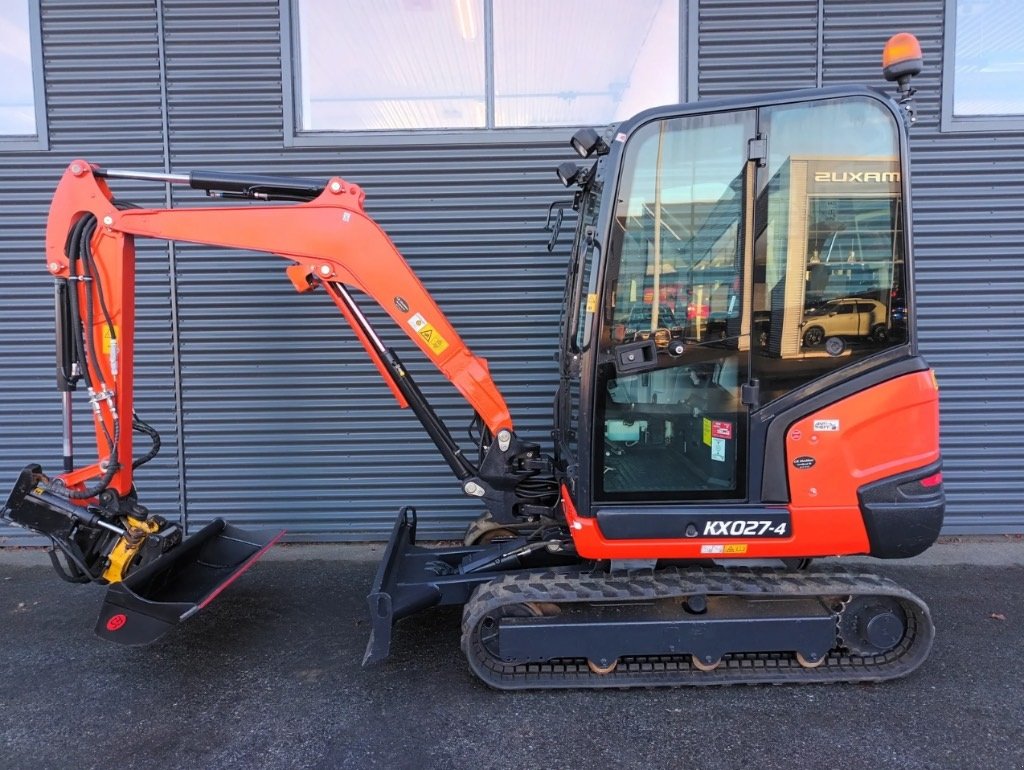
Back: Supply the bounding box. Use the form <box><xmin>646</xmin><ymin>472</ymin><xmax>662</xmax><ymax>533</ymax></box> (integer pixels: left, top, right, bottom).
<box><xmin>2</xmin><ymin>0</ymin><xmax>1021</xmax><ymax>542</ymax></box>
<box><xmin>0</xmin><ymin>0</ymin><xmax>182</xmax><ymax>544</ymax></box>
<box><xmin>698</xmin><ymin>0</ymin><xmax>819</xmax><ymax>96</ymax></box>
<box><xmin>698</xmin><ymin>0</ymin><xmax>1024</xmax><ymax>532</ymax></box>
<box><xmin>3</xmin><ymin>0</ymin><xmax>572</xmax><ymax>542</ymax></box>
<box><xmin>162</xmin><ymin>0</ymin><xmax>571</xmax><ymax>539</ymax></box>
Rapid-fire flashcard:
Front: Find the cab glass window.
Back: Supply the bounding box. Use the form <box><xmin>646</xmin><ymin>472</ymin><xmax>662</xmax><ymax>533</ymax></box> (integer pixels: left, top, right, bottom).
<box><xmin>605</xmin><ymin>112</ymin><xmax>752</xmax><ymax>345</ymax></box>
<box><xmin>595</xmin><ymin>110</ymin><xmax>755</xmax><ymax>501</ymax></box>
<box><xmin>752</xmin><ymin>96</ymin><xmax>907</xmax><ymax>405</ymax></box>
<box><xmin>571</xmin><ymin>181</ymin><xmax>602</xmax><ymax>352</ymax></box>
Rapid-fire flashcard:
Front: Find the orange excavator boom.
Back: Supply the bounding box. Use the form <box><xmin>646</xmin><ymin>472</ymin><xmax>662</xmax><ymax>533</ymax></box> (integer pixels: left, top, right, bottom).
<box><xmin>45</xmin><ymin>160</ymin><xmax>515</xmax><ymax>499</ymax></box>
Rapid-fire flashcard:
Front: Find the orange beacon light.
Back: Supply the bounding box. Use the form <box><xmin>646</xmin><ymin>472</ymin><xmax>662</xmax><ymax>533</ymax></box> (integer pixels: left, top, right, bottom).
<box><xmin>883</xmin><ymin>32</ymin><xmax>924</xmax><ymax>83</ymax></box>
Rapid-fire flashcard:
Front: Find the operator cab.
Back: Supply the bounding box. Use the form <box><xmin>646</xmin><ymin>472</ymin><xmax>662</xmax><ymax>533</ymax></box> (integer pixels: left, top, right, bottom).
<box><xmin>555</xmin><ymin>87</ymin><xmax>914</xmax><ymax>521</ymax></box>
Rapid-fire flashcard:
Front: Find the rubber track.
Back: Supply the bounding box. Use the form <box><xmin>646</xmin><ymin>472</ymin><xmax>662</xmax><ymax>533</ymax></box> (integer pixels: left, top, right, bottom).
<box><xmin>460</xmin><ymin>566</ymin><xmax>933</xmax><ymax>690</ymax></box>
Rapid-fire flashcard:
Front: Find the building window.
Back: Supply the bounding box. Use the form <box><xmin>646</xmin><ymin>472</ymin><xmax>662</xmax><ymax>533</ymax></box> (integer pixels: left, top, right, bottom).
<box><xmin>943</xmin><ymin>0</ymin><xmax>1024</xmax><ymax>131</ymax></box>
<box><xmin>0</xmin><ymin>0</ymin><xmax>46</xmax><ymax>149</ymax></box>
<box><xmin>291</xmin><ymin>0</ymin><xmax>680</xmax><ymax>134</ymax></box>
<box><xmin>0</xmin><ymin>0</ymin><xmax>36</xmax><ymax>135</ymax></box>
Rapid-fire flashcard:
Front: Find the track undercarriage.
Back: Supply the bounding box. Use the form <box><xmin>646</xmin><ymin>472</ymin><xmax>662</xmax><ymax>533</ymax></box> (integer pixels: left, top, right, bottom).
<box><xmin>461</xmin><ymin>567</ymin><xmax>932</xmax><ymax>689</ymax></box>
<box><xmin>368</xmin><ymin>508</ymin><xmax>934</xmax><ymax>690</ymax></box>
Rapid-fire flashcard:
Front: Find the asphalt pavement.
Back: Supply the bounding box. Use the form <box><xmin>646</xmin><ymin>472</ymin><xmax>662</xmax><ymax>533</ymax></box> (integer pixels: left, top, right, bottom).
<box><xmin>1</xmin><ymin>542</ymin><xmax>1022</xmax><ymax>770</ymax></box>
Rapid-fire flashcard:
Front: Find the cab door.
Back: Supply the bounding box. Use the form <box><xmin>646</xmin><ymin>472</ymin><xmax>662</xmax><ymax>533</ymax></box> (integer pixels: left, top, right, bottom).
<box><xmin>592</xmin><ymin>109</ymin><xmax>757</xmax><ymax>504</ymax></box>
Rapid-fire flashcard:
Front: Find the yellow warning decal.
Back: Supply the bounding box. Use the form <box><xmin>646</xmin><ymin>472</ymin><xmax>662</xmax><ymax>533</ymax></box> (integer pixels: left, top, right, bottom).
<box><xmin>419</xmin><ymin>325</ymin><xmax>450</xmax><ymax>355</ymax></box>
<box><xmin>724</xmin><ymin>544</ymin><xmax>747</xmax><ymax>554</ymax></box>
<box><xmin>101</xmin><ymin>324</ymin><xmax>119</xmax><ymax>355</ymax></box>
<box><xmin>702</xmin><ymin>417</ymin><xmax>712</xmax><ymax>446</ymax></box>
<box><xmin>586</xmin><ymin>293</ymin><xmax>598</xmax><ymax>313</ymax></box>
<box><xmin>407</xmin><ymin>313</ymin><xmax>450</xmax><ymax>356</ymax></box>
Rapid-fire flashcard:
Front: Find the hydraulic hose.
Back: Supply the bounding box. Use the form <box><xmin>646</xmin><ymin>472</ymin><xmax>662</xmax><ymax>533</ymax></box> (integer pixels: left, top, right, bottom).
<box><xmin>63</xmin><ymin>213</ymin><xmax>121</xmax><ymax>499</ymax></box>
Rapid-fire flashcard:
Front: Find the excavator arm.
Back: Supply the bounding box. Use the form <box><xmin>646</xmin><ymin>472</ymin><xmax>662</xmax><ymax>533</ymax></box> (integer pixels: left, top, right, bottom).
<box><xmin>45</xmin><ymin>160</ymin><xmax>516</xmax><ymax>497</ymax></box>
<box><xmin>1</xmin><ymin>160</ymin><xmax>557</xmax><ymax>645</ymax></box>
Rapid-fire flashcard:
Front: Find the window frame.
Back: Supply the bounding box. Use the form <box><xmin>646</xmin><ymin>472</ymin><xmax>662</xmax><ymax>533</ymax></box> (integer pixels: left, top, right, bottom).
<box><xmin>281</xmin><ymin>0</ymin><xmax>688</xmax><ymax>147</ymax></box>
<box><xmin>941</xmin><ymin>0</ymin><xmax>1024</xmax><ymax>133</ymax></box>
<box><xmin>0</xmin><ymin>0</ymin><xmax>48</xmax><ymax>151</ymax></box>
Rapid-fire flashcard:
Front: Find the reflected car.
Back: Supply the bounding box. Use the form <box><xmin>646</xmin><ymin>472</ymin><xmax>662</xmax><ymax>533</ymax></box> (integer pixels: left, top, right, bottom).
<box><xmin>890</xmin><ymin>301</ymin><xmax>907</xmax><ymax>337</ymax></box>
<box><xmin>705</xmin><ymin>309</ymin><xmax>770</xmax><ymax>347</ymax></box>
<box><xmin>801</xmin><ymin>298</ymin><xmax>889</xmax><ymax>347</ymax></box>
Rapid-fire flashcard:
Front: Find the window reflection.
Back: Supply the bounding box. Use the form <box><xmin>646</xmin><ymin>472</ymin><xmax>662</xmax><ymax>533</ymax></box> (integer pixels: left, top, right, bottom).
<box><xmin>0</xmin><ymin>0</ymin><xmax>35</xmax><ymax>136</ymax></box>
<box><xmin>753</xmin><ymin>97</ymin><xmax>907</xmax><ymax>404</ymax></box>
<box><xmin>954</xmin><ymin>0</ymin><xmax>1024</xmax><ymax>116</ymax></box>
<box><xmin>493</xmin><ymin>0</ymin><xmax>678</xmax><ymax>127</ymax></box>
<box><xmin>606</xmin><ymin>115</ymin><xmax>749</xmax><ymax>349</ymax></box>
<box><xmin>295</xmin><ymin>0</ymin><xmax>679</xmax><ymax>131</ymax></box>
<box><xmin>297</xmin><ymin>0</ymin><xmax>487</xmax><ymax>131</ymax></box>
<box><xmin>596</xmin><ymin>111</ymin><xmax>754</xmax><ymax>500</ymax></box>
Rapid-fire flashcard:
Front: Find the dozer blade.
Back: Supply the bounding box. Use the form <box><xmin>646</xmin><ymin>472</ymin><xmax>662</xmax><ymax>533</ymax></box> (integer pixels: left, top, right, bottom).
<box><xmin>95</xmin><ymin>519</ymin><xmax>284</xmax><ymax>646</ymax></box>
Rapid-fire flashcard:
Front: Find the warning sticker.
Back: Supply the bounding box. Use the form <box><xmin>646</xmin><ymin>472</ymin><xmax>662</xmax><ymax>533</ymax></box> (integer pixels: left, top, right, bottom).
<box><xmin>701</xmin><ymin>544</ymin><xmax>748</xmax><ymax>555</ymax></box>
<box><xmin>586</xmin><ymin>293</ymin><xmax>598</xmax><ymax>313</ymax></box>
<box><xmin>711</xmin><ymin>437</ymin><xmax>726</xmax><ymax>462</ymax></box>
<box><xmin>702</xmin><ymin>418</ymin><xmax>712</xmax><ymax>446</ymax></box>
<box><xmin>101</xmin><ymin>325</ymin><xmax>119</xmax><ymax>355</ymax></box>
<box><xmin>711</xmin><ymin>420</ymin><xmax>733</xmax><ymax>440</ymax></box>
<box><xmin>407</xmin><ymin>313</ymin><xmax>450</xmax><ymax>356</ymax></box>
<box><xmin>813</xmin><ymin>419</ymin><xmax>840</xmax><ymax>432</ymax></box>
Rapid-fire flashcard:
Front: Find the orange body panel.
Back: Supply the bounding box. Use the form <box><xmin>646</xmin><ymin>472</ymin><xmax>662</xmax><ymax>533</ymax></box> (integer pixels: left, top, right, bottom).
<box><xmin>46</xmin><ymin>161</ymin><xmax>513</xmax><ymax>497</ymax></box>
<box><xmin>566</xmin><ymin>371</ymin><xmax>940</xmax><ymax>560</ymax></box>
<box><xmin>784</xmin><ymin>369</ymin><xmax>940</xmax><ymax>510</ymax></box>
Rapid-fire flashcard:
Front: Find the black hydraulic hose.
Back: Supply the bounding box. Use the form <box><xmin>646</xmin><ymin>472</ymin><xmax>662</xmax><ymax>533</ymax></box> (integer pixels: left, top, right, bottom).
<box><xmin>515</xmin><ymin>477</ymin><xmax>558</xmax><ymax>499</ymax></box>
<box><xmin>64</xmin><ymin>216</ymin><xmax>93</xmax><ymax>390</ymax></box>
<box><xmin>83</xmin><ymin>232</ymin><xmax>117</xmax><ymax>349</ymax></box>
<box><xmin>132</xmin><ymin>414</ymin><xmax>161</xmax><ymax>469</ymax></box>
<box><xmin>77</xmin><ymin>218</ymin><xmax>108</xmax><ymax>397</ymax></box>
<box><xmin>92</xmin><ymin>201</ymin><xmax>142</xmax><ymax>349</ymax></box>
<box><xmin>77</xmin><ymin>219</ymin><xmax>115</xmax><ymax>453</ymax></box>
<box><xmin>62</xmin><ymin>214</ymin><xmax>121</xmax><ymax>499</ymax></box>
<box><xmin>467</xmin><ymin>414</ymin><xmax>490</xmax><ymax>465</ymax></box>
<box><xmin>47</xmin><ymin>537</ymin><xmax>98</xmax><ymax>583</ymax></box>
<box><xmin>106</xmin><ymin>201</ymin><xmax>164</xmax><ymax>473</ymax></box>
<box><xmin>64</xmin><ymin>414</ymin><xmax>120</xmax><ymax>500</ymax></box>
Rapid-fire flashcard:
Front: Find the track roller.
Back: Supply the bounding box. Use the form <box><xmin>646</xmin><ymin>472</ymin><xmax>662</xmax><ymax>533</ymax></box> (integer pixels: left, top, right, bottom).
<box><xmin>691</xmin><ymin>655</ymin><xmax>722</xmax><ymax>672</ymax></box>
<box><xmin>587</xmin><ymin>659</ymin><xmax>619</xmax><ymax>675</ymax></box>
<box><xmin>795</xmin><ymin>651</ymin><xmax>827</xmax><ymax>669</ymax></box>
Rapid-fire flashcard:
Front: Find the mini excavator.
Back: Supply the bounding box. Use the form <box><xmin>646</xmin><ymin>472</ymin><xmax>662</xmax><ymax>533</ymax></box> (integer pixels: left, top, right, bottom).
<box><xmin>3</xmin><ymin>35</ymin><xmax>944</xmax><ymax>688</ymax></box>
